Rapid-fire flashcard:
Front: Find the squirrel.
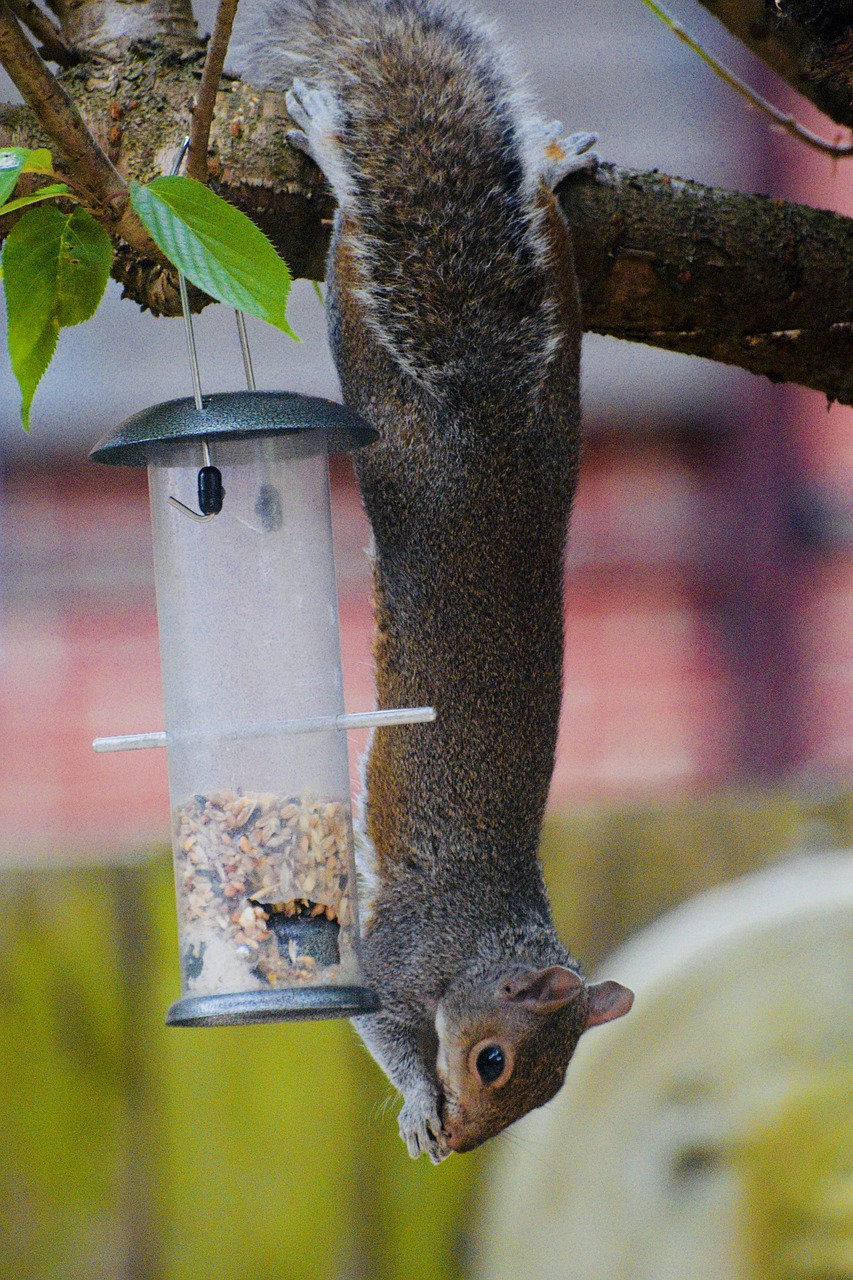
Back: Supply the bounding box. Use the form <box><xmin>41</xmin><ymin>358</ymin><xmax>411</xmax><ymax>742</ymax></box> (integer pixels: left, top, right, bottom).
<box><xmin>238</xmin><ymin>0</ymin><xmax>634</xmax><ymax>1162</ymax></box>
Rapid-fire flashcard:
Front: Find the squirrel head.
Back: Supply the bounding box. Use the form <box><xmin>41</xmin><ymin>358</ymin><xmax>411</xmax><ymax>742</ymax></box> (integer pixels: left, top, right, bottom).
<box><xmin>434</xmin><ymin>965</ymin><xmax>633</xmax><ymax>1153</ymax></box>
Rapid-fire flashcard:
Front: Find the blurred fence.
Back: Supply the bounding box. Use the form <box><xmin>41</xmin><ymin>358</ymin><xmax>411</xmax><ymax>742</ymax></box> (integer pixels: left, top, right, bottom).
<box><xmin>3</xmin><ymin>784</ymin><xmax>853</xmax><ymax>1280</ymax></box>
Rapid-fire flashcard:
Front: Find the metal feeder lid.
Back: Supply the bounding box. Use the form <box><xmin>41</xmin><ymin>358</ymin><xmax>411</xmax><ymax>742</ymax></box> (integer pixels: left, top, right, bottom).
<box><xmin>89</xmin><ymin>390</ymin><xmax>378</xmax><ymax>467</ymax></box>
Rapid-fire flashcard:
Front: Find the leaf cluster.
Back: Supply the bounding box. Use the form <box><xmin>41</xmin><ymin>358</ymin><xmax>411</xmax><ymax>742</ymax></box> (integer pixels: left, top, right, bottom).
<box><xmin>0</xmin><ymin>149</ymin><xmax>295</xmax><ymax>429</ymax></box>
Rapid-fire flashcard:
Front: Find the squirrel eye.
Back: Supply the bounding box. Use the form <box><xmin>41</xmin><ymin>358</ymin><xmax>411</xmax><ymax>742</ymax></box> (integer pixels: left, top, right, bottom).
<box><xmin>476</xmin><ymin>1044</ymin><xmax>506</xmax><ymax>1084</ymax></box>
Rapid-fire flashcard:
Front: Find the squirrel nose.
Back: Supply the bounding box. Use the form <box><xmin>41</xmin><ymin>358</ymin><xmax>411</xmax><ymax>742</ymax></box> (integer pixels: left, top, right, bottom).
<box><xmin>443</xmin><ymin>1120</ymin><xmax>480</xmax><ymax>1154</ymax></box>
<box><xmin>441</xmin><ymin>1107</ymin><xmax>474</xmax><ymax>1153</ymax></box>
<box><xmin>440</xmin><ymin>1102</ymin><xmax>462</xmax><ymax>1151</ymax></box>
<box><xmin>444</xmin><ymin>1124</ymin><xmax>464</xmax><ymax>1152</ymax></box>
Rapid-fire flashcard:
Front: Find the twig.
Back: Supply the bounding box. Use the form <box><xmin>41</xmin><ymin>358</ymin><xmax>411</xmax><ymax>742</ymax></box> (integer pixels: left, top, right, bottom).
<box><xmin>6</xmin><ymin>0</ymin><xmax>76</xmax><ymax>66</ymax></box>
<box><xmin>186</xmin><ymin>0</ymin><xmax>240</xmax><ymax>181</ymax></box>
<box><xmin>0</xmin><ymin>0</ymin><xmax>157</xmax><ymax>252</ymax></box>
<box><xmin>0</xmin><ymin>0</ymin><xmax>121</xmax><ymax>198</ymax></box>
<box><xmin>640</xmin><ymin>0</ymin><xmax>853</xmax><ymax>158</ymax></box>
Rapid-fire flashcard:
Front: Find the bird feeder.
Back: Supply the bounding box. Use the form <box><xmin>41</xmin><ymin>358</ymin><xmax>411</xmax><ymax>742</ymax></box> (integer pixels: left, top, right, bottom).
<box><xmin>91</xmin><ymin>389</ymin><xmax>433</xmax><ymax>1026</ymax></box>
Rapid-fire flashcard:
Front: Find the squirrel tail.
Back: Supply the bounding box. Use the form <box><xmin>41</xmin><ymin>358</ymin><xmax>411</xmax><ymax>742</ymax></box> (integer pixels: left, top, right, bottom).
<box><xmin>236</xmin><ymin>0</ymin><xmax>566</xmax><ymax>396</ymax></box>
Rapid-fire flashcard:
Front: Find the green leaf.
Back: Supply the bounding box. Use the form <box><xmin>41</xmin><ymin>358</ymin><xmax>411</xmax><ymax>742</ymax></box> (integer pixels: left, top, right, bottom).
<box><xmin>0</xmin><ymin>149</ymin><xmax>28</xmax><ymax>208</ymax></box>
<box><xmin>0</xmin><ymin>147</ymin><xmax>55</xmax><ymax>208</ymax></box>
<box><xmin>54</xmin><ymin>207</ymin><xmax>113</xmax><ymax>328</ymax></box>
<box><xmin>0</xmin><ymin>185</ymin><xmax>70</xmax><ymax>216</ymax></box>
<box><xmin>3</xmin><ymin>205</ymin><xmax>113</xmax><ymax>429</ymax></box>
<box><xmin>21</xmin><ymin>148</ymin><xmax>54</xmax><ymax>175</ymax></box>
<box><xmin>129</xmin><ymin>176</ymin><xmax>296</xmax><ymax>336</ymax></box>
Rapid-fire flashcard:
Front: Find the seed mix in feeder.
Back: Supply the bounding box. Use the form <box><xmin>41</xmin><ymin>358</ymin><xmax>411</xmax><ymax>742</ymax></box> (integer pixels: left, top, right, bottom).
<box><xmin>174</xmin><ymin>789</ymin><xmax>359</xmax><ymax>994</ymax></box>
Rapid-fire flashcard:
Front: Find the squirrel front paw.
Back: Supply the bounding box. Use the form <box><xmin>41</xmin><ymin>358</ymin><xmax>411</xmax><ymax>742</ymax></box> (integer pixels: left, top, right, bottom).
<box><xmin>398</xmin><ymin>1088</ymin><xmax>451</xmax><ymax>1164</ymax></box>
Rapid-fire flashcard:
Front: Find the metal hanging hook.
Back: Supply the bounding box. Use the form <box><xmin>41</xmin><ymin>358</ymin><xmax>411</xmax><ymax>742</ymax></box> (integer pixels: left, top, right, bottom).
<box><xmin>165</xmin><ymin>139</ymin><xmax>258</xmax><ymax>522</ymax></box>
<box><xmin>167</xmin><ymin>136</ymin><xmax>224</xmax><ymax>522</ymax></box>
<box><xmin>169</xmin><ymin>138</ymin><xmax>204</xmax><ymax>415</ymax></box>
<box><xmin>168</xmin><ymin>439</ymin><xmax>224</xmax><ymax>522</ymax></box>
<box><xmin>235</xmin><ymin>310</ymin><xmax>257</xmax><ymax>391</ymax></box>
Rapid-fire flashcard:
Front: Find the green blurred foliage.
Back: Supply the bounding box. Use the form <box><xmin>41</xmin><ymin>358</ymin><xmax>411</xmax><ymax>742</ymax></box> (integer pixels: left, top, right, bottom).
<box><xmin>541</xmin><ymin>783</ymin><xmax>853</xmax><ymax>970</ymax></box>
<box><xmin>0</xmin><ymin>855</ymin><xmax>484</xmax><ymax>1280</ymax></box>
<box><xmin>736</xmin><ymin>1074</ymin><xmax>853</xmax><ymax>1280</ymax></box>
<box><xmin>2</xmin><ymin>784</ymin><xmax>852</xmax><ymax>1279</ymax></box>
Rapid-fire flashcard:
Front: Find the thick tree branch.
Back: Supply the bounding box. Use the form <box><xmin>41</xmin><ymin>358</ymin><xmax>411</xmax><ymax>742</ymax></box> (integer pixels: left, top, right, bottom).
<box><xmin>186</xmin><ymin>0</ymin><xmax>239</xmax><ymax>181</ymax></box>
<box><xmin>696</xmin><ymin>0</ymin><xmax>853</xmax><ymax>128</ymax></box>
<box><xmin>0</xmin><ymin>43</ymin><xmax>331</xmax><ymax>308</ymax></box>
<box><xmin>2</xmin><ymin>47</ymin><xmax>849</xmax><ymax>404</ymax></box>
<box><xmin>53</xmin><ymin>0</ymin><xmax>198</xmax><ymax>57</ymax></box>
<box><xmin>560</xmin><ymin>163</ymin><xmax>853</xmax><ymax>406</ymax></box>
<box><xmin>0</xmin><ymin>11</ymin><xmax>849</xmax><ymax>405</ymax></box>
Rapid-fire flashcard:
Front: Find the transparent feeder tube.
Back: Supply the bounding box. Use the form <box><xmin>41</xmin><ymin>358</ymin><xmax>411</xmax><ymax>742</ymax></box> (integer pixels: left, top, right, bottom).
<box><xmin>148</xmin><ymin>431</ymin><xmax>365</xmax><ymax>1010</ymax></box>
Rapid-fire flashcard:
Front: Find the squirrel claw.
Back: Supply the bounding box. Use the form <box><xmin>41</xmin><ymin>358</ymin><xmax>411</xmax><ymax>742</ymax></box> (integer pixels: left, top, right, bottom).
<box><xmin>286</xmin><ymin>79</ymin><xmax>336</xmax><ymax>139</ymax></box>
<box><xmin>398</xmin><ymin>1093</ymin><xmax>451</xmax><ymax>1163</ymax></box>
<box><xmin>285</xmin><ymin>79</ymin><xmax>325</xmax><ymax>163</ymax></box>
<box><xmin>537</xmin><ymin>126</ymin><xmax>599</xmax><ymax>190</ymax></box>
<box><xmin>285</xmin><ymin>128</ymin><xmax>314</xmax><ymax>157</ymax></box>
<box><xmin>285</xmin><ymin>78</ymin><xmax>314</xmax><ymax>130</ymax></box>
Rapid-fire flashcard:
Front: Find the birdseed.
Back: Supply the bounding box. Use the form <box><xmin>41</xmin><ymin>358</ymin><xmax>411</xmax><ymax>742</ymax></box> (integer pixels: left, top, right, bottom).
<box><xmin>174</xmin><ymin>789</ymin><xmax>359</xmax><ymax>995</ymax></box>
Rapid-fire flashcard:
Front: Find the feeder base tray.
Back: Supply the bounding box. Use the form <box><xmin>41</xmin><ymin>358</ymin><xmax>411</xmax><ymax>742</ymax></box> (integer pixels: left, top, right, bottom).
<box><xmin>166</xmin><ymin>984</ymin><xmax>380</xmax><ymax>1026</ymax></box>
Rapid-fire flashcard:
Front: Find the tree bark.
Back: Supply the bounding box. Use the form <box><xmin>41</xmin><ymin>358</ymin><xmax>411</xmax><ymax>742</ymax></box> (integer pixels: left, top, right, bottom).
<box><xmin>0</xmin><ymin>43</ymin><xmax>332</xmax><ymax>307</ymax></box>
<box><xmin>0</xmin><ymin>1</ymin><xmax>159</xmax><ymax>252</ymax></box>
<box><xmin>560</xmin><ymin>163</ymin><xmax>853</xmax><ymax>406</ymax></box>
<box><xmin>51</xmin><ymin>0</ymin><xmax>198</xmax><ymax>56</ymax></box>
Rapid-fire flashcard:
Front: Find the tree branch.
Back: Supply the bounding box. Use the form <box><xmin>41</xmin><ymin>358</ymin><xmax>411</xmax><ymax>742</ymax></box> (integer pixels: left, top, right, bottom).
<box><xmin>0</xmin><ymin>45</ymin><xmax>330</xmax><ymax>309</ymax></box>
<box><xmin>560</xmin><ymin>163</ymin><xmax>853</xmax><ymax>405</ymax></box>
<box><xmin>56</xmin><ymin>0</ymin><xmax>197</xmax><ymax>58</ymax></box>
<box><xmin>0</xmin><ymin>21</ymin><xmax>850</xmax><ymax>405</ymax></box>
<box><xmin>6</xmin><ymin>0</ymin><xmax>76</xmax><ymax>66</ymax></box>
<box><xmin>186</xmin><ymin>0</ymin><xmax>240</xmax><ymax>182</ymax></box>
<box><xmin>642</xmin><ymin>0</ymin><xmax>852</xmax><ymax>156</ymax></box>
<box><xmin>696</xmin><ymin>0</ymin><xmax>853</xmax><ymax>128</ymax></box>
<box><xmin>0</xmin><ymin>0</ymin><xmax>157</xmax><ymax>252</ymax></box>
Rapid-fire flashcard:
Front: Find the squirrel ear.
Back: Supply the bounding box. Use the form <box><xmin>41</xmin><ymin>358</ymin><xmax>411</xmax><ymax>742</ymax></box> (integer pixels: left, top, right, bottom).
<box><xmin>500</xmin><ymin>965</ymin><xmax>583</xmax><ymax>1014</ymax></box>
<box><xmin>585</xmin><ymin>980</ymin><xmax>634</xmax><ymax>1028</ymax></box>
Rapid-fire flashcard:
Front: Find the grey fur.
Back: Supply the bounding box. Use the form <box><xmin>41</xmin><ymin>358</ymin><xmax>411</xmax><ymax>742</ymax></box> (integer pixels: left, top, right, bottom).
<box><xmin>241</xmin><ymin>0</ymin><xmax>612</xmax><ymax>1161</ymax></box>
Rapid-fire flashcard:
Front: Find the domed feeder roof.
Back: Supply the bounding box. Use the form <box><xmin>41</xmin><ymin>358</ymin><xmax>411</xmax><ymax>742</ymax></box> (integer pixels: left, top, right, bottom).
<box><xmin>90</xmin><ymin>391</ymin><xmax>377</xmax><ymax>466</ymax></box>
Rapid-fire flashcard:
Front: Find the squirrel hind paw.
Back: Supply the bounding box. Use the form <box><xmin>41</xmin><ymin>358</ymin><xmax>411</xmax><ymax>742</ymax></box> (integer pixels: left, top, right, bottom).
<box><xmin>536</xmin><ymin>127</ymin><xmax>599</xmax><ymax>191</ymax></box>
<box><xmin>285</xmin><ymin>78</ymin><xmax>352</xmax><ymax>200</ymax></box>
<box><xmin>398</xmin><ymin>1093</ymin><xmax>451</xmax><ymax>1164</ymax></box>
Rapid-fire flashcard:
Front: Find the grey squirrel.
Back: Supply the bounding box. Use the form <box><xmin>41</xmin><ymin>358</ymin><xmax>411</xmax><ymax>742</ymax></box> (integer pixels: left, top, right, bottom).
<box><xmin>239</xmin><ymin>0</ymin><xmax>634</xmax><ymax>1162</ymax></box>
